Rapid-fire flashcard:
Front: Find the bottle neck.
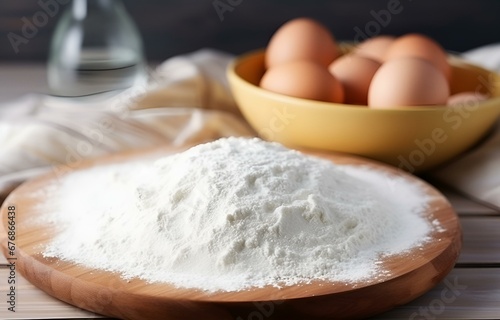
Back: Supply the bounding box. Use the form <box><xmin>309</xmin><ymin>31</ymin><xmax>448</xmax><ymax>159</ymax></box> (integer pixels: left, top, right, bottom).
<box><xmin>72</xmin><ymin>0</ymin><xmax>123</xmax><ymax>20</ymax></box>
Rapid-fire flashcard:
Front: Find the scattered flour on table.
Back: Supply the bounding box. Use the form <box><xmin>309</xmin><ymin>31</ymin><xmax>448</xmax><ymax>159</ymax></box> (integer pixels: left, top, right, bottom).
<box><xmin>39</xmin><ymin>137</ymin><xmax>438</xmax><ymax>292</ymax></box>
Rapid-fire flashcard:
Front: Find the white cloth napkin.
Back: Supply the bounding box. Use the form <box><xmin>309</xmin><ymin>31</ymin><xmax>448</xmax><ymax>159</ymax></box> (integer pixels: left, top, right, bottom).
<box><xmin>430</xmin><ymin>45</ymin><xmax>500</xmax><ymax>210</ymax></box>
<box><xmin>0</xmin><ymin>49</ymin><xmax>255</xmax><ymax>201</ymax></box>
<box><xmin>0</xmin><ymin>49</ymin><xmax>253</xmax><ymax>176</ymax></box>
<box><xmin>0</xmin><ymin>47</ymin><xmax>499</xmax><ymax>210</ymax></box>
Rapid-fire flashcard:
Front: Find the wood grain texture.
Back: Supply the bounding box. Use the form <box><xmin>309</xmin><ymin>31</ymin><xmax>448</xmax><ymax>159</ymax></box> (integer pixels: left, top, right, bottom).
<box><xmin>438</xmin><ymin>186</ymin><xmax>499</xmax><ymax>216</ymax></box>
<box><xmin>458</xmin><ymin>217</ymin><xmax>500</xmax><ymax>265</ymax></box>
<box><xmin>2</xmin><ymin>268</ymin><xmax>499</xmax><ymax>320</ymax></box>
<box><xmin>0</xmin><ymin>147</ymin><xmax>461</xmax><ymax>320</ymax></box>
<box><xmin>0</xmin><ymin>269</ymin><xmax>104</xmax><ymax>319</ymax></box>
<box><xmin>373</xmin><ymin>268</ymin><xmax>500</xmax><ymax>319</ymax></box>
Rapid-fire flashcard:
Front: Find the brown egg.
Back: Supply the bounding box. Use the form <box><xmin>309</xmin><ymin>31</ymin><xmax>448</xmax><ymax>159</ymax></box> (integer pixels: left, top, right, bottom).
<box><xmin>265</xmin><ymin>18</ymin><xmax>340</xmax><ymax>68</ymax></box>
<box><xmin>385</xmin><ymin>33</ymin><xmax>451</xmax><ymax>81</ymax></box>
<box><xmin>368</xmin><ymin>58</ymin><xmax>450</xmax><ymax>108</ymax></box>
<box><xmin>353</xmin><ymin>36</ymin><xmax>396</xmax><ymax>63</ymax></box>
<box><xmin>260</xmin><ymin>61</ymin><xmax>344</xmax><ymax>103</ymax></box>
<box><xmin>447</xmin><ymin>92</ymin><xmax>489</xmax><ymax>107</ymax></box>
<box><xmin>329</xmin><ymin>54</ymin><xmax>380</xmax><ymax>105</ymax></box>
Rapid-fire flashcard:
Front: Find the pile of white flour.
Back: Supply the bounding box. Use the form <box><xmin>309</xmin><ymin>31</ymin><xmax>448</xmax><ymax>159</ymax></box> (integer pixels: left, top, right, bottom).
<box><xmin>40</xmin><ymin>137</ymin><xmax>436</xmax><ymax>292</ymax></box>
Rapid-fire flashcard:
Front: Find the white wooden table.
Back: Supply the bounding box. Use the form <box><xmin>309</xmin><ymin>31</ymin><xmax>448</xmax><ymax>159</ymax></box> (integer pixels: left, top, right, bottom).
<box><xmin>0</xmin><ymin>64</ymin><xmax>499</xmax><ymax>320</ymax></box>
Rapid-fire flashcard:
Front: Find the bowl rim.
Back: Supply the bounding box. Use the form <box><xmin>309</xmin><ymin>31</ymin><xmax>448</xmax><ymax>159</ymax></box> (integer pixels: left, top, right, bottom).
<box><xmin>227</xmin><ymin>48</ymin><xmax>500</xmax><ymax>113</ymax></box>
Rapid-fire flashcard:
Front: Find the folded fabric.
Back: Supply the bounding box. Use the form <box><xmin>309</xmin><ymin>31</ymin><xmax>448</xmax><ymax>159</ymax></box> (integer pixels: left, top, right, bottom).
<box><xmin>431</xmin><ymin>121</ymin><xmax>500</xmax><ymax>209</ymax></box>
<box><xmin>430</xmin><ymin>45</ymin><xmax>500</xmax><ymax>210</ymax></box>
<box><xmin>0</xmin><ymin>50</ymin><xmax>253</xmax><ymax>176</ymax></box>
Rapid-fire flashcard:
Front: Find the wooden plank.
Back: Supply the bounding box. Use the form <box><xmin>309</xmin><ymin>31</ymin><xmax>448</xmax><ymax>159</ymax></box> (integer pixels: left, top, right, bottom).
<box><xmin>1</xmin><ymin>268</ymin><xmax>499</xmax><ymax>319</ymax></box>
<box><xmin>458</xmin><ymin>217</ymin><xmax>500</xmax><ymax>265</ymax></box>
<box><xmin>373</xmin><ymin>268</ymin><xmax>500</xmax><ymax>319</ymax></box>
<box><xmin>437</xmin><ymin>185</ymin><xmax>499</xmax><ymax>215</ymax></box>
<box><xmin>0</xmin><ymin>269</ymin><xmax>105</xmax><ymax>319</ymax></box>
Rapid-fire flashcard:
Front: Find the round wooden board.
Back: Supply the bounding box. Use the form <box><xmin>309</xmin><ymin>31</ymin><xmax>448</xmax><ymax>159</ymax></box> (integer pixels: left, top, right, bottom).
<box><xmin>0</xmin><ymin>146</ymin><xmax>461</xmax><ymax>320</ymax></box>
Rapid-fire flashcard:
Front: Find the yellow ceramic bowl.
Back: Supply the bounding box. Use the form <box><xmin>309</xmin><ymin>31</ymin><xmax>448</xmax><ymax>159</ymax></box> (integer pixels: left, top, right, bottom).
<box><xmin>227</xmin><ymin>50</ymin><xmax>500</xmax><ymax>172</ymax></box>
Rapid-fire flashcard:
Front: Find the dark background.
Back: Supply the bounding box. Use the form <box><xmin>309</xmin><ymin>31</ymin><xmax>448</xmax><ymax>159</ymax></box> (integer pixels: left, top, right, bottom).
<box><xmin>1</xmin><ymin>0</ymin><xmax>500</xmax><ymax>61</ymax></box>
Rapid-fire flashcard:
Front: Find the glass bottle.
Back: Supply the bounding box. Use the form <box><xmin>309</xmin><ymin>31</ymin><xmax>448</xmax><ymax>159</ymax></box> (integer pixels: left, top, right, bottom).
<box><xmin>47</xmin><ymin>0</ymin><xmax>146</xmax><ymax>97</ymax></box>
